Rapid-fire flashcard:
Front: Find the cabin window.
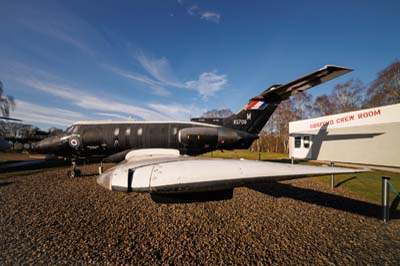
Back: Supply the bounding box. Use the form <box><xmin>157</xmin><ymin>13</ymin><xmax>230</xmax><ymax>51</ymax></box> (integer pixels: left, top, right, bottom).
<box><xmin>173</xmin><ymin>127</ymin><xmax>177</xmax><ymax>135</ymax></box>
<box><xmin>137</xmin><ymin>128</ymin><xmax>143</xmax><ymax>136</ymax></box>
<box><xmin>294</xmin><ymin>137</ymin><xmax>301</xmax><ymax>148</ymax></box>
<box><xmin>303</xmin><ymin>136</ymin><xmax>310</xmax><ymax>148</ymax></box>
<box><xmin>125</xmin><ymin>128</ymin><xmax>131</xmax><ymax>136</ymax></box>
<box><xmin>114</xmin><ymin>128</ymin><xmax>120</xmax><ymax>136</ymax></box>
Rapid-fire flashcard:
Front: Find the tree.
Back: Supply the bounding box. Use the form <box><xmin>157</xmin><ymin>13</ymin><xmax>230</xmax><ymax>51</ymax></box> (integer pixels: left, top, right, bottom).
<box><xmin>331</xmin><ymin>79</ymin><xmax>365</xmax><ymax>113</ymax></box>
<box><xmin>260</xmin><ymin>99</ymin><xmax>293</xmax><ymax>153</ymax></box>
<box><xmin>313</xmin><ymin>95</ymin><xmax>336</xmax><ymax>116</ymax></box>
<box><xmin>364</xmin><ymin>60</ymin><xmax>400</xmax><ymax>108</ymax></box>
<box><xmin>0</xmin><ymin>81</ymin><xmax>16</xmax><ymax>117</ymax></box>
<box><xmin>291</xmin><ymin>92</ymin><xmax>313</xmax><ymax>120</ymax></box>
<box><xmin>201</xmin><ymin>109</ymin><xmax>233</xmax><ymax>118</ymax></box>
<box><xmin>313</xmin><ymin>79</ymin><xmax>365</xmax><ymax>116</ymax></box>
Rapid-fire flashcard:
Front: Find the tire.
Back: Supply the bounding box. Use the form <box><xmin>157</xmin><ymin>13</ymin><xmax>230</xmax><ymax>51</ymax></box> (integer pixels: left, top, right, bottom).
<box><xmin>67</xmin><ymin>170</ymin><xmax>75</xmax><ymax>178</ymax></box>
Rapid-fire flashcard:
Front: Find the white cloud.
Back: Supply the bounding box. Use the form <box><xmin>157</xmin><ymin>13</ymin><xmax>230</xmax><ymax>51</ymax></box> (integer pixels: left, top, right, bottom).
<box><xmin>16</xmin><ymin>77</ymin><xmax>170</xmax><ymax>121</ymax></box>
<box><xmin>151</xmin><ymin>86</ymin><xmax>171</xmax><ymax>97</ymax></box>
<box><xmin>186</xmin><ymin>71</ymin><xmax>227</xmax><ymax>99</ymax></box>
<box><xmin>107</xmin><ymin>53</ymin><xmax>228</xmax><ymax>99</ymax></box>
<box><xmin>200</xmin><ymin>11</ymin><xmax>221</xmax><ymax>24</ymax></box>
<box><xmin>187</xmin><ymin>5</ymin><xmax>200</xmax><ymax>16</ymax></box>
<box><xmin>16</xmin><ymin>6</ymin><xmax>103</xmax><ymax>57</ymax></box>
<box><xmin>178</xmin><ymin>1</ymin><xmax>221</xmax><ymax>24</ymax></box>
<box><xmin>104</xmin><ymin>64</ymin><xmax>173</xmax><ymax>96</ymax></box>
<box><xmin>95</xmin><ymin>112</ymin><xmax>131</xmax><ymax>120</ymax></box>
<box><xmin>148</xmin><ymin>103</ymin><xmax>203</xmax><ymax>120</ymax></box>
<box><xmin>135</xmin><ymin>52</ymin><xmax>184</xmax><ymax>88</ymax></box>
<box><xmin>12</xmin><ymin>100</ymin><xmax>84</xmax><ymax>127</ymax></box>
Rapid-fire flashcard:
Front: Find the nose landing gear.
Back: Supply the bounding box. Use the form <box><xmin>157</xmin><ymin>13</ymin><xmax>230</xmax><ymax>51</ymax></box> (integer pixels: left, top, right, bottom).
<box><xmin>67</xmin><ymin>161</ymin><xmax>81</xmax><ymax>178</ymax></box>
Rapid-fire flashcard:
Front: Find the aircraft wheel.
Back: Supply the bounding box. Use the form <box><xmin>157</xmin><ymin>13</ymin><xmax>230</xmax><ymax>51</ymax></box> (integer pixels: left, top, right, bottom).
<box><xmin>67</xmin><ymin>170</ymin><xmax>75</xmax><ymax>178</ymax></box>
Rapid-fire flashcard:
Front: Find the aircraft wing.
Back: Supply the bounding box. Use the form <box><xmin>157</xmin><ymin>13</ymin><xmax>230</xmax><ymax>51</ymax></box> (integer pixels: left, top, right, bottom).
<box><xmin>0</xmin><ymin>116</ymin><xmax>22</xmax><ymax>121</ymax></box>
<box><xmin>97</xmin><ymin>149</ymin><xmax>366</xmax><ymax>196</ymax></box>
<box><xmin>252</xmin><ymin>65</ymin><xmax>353</xmax><ymax>102</ymax></box>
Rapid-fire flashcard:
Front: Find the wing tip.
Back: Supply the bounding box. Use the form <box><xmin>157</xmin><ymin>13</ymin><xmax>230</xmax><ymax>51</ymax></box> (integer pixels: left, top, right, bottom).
<box><xmin>322</xmin><ymin>65</ymin><xmax>354</xmax><ymax>73</ymax></box>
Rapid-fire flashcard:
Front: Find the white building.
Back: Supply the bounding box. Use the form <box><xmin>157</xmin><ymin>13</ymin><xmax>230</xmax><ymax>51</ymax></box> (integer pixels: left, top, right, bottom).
<box><xmin>289</xmin><ymin>103</ymin><xmax>400</xmax><ymax>168</ymax></box>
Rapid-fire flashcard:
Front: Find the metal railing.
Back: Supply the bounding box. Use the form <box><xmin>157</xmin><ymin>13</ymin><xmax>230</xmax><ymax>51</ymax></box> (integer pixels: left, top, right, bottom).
<box><xmin>382</xmin><ymin>176</ymin><xmax>400</xmax><ymax>222</ymax></box>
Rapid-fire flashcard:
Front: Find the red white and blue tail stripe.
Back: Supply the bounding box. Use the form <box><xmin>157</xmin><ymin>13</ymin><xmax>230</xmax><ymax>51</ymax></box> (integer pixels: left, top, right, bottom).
<box><xmin>245</xmin><ymin>101</ymin><xmax>268</xmax><ymax>110</ymax></box>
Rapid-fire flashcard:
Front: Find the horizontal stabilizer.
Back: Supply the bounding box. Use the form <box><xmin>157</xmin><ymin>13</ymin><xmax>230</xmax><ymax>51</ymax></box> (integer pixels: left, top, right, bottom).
<box><xmin>252</xmin><ymin>65</ymin><xmax>352</xmax><ymax>102</ymax></box>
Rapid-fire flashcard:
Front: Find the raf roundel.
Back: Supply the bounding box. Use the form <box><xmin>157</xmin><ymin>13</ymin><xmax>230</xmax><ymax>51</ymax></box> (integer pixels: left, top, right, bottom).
<box><xmin>69</xmin><ymin>137</ymin><xmax>80</xmax><ymax>149</ymax></box>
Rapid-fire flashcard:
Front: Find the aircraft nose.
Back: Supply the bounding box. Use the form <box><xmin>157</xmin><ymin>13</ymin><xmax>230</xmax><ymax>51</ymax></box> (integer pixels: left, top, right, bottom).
<box><xmin>34</xmin><ymin>136</ymin><xmax>63</xmax><ymax>154</ymax></box>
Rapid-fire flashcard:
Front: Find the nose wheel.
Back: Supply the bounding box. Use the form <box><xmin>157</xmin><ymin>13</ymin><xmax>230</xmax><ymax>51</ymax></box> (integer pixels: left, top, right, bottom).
<box><xmin>67</xmin><ymin>161</ymin><xmax>81</xmax><ymax>178</ymax></box>
<box><xmin>67</xmin><ymin>169</ymin><xmax>81</xmax><ymax>178</ymax></box>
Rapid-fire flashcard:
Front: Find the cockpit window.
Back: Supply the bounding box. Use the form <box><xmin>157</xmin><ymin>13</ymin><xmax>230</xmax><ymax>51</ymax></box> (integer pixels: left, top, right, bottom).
<box><xmin>65</xmin><ymin>126</ymin><xmax>73</xmax><ymax>134</ymax></box>
<box><xmin>72</xmin><ymin>126</ymin><xmax>80</xmax><ymax>133</ymax></box>
<box><xmin>65</xmin><ymin>125</ymin><xmax>79</xmax><ymax>134</ymax></box>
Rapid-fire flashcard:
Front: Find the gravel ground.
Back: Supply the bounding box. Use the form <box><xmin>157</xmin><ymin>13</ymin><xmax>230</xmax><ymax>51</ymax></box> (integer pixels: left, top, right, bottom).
<box><xmin>1</xmin><ymin>164</ymin><xmax>400</xmax><ymax>265</ymax></box>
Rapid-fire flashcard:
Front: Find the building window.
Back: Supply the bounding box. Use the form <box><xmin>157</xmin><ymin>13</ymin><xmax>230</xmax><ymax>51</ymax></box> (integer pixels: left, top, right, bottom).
<box><xmin>114</xmin><ymin>128</ymin><xmax>120</xmax><ymax>136</ymax></box>
<box><xmin>303</xmin><ymin>136</ymin><xmax>310</xmax><ymax>148</ymax></box>
<box><xmin>137</xmin><ymin>128</ymin><xmax>143</xmax><ymax>136</ymax></box>
<box><xmin>125</xmin><ymin>128</ymin><xmax>131</xmax><ymax>136</ymax></box>
<box><xmin>294</xmin><ymin>137</ymin><xmax>301</xmax><ymax>148</ymax></box>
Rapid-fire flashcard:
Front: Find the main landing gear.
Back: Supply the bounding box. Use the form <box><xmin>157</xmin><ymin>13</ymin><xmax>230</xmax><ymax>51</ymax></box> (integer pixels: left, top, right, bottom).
<box><xmin>67</xmin><ymin>161</ymin><xmax>81</xmax><ymax>178</ymax></box>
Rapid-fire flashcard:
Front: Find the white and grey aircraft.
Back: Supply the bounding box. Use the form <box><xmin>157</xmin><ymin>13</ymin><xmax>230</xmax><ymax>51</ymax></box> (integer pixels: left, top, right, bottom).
<box><xmin>97</xmin><ymin>148</ymin><xmax>366</xmax><ymax>203</ymax></box>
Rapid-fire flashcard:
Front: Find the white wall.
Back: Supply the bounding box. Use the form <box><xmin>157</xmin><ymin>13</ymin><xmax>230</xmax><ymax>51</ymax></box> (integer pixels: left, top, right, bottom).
<box><xmin>289</xmin><ymin>103</ymin><xmax>400</xmax><ymax>167</ymax></box>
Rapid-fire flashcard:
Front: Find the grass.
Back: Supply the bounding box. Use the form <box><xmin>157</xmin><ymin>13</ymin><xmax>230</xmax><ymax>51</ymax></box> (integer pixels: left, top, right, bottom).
<box><xmin>204</xmin><ymin>150</ymin><xmax>400</xmax><ymax>209</ymax></box>
<box><xmin>316</xmin><ymin>172</ymin><xmax>400</xmax><ymax>207</ymax></box>
<box><xmin>0</xmin><ymin>168</ymin><xmax>50</xmax><ymax>179</ymax></box>
<box><xmin>0</xmin><ymin>151</ymin><xmax>33</xmax><ymax>162</ymax></box>
<box><xmin>201</xmin><ymin>150</ymin><xmax>287</xmax><ymax>160</ymax></box>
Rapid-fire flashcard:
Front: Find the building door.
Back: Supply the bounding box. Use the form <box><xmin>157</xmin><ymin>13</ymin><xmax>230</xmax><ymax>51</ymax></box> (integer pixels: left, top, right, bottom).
<box><xmin>292</xmin><ymin>135</ymin><xmax>312</xmax><ymax>159</ymax></box>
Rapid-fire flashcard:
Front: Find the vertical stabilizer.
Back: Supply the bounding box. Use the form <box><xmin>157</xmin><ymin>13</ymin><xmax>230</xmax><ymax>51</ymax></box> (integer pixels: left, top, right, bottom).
<box><xmin>223</xmin><ymin>65</ymin><xmax>352</xmax><ymax>134</ymax></box>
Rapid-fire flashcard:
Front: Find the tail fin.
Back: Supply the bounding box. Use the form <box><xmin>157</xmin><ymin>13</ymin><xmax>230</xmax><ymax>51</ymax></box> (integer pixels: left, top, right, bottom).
<box><xmin>223</xmin><ymin>65</ymin><xmax>352</xmax><ymax>134</ymax></box>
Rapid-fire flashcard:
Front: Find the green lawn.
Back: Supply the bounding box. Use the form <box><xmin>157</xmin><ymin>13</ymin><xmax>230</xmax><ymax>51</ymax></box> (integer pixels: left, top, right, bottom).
<box><xmin>201</xmin><ymin>149</ymin><xmax>287</xmax><ymax>160</ymax></box>
<box><xmin>316</xmin><ymin>172</ymin><xmax>400</xmax><ymax>207</ymax></box>
<box><xmin>0</xmin><ymin>151</ymin><xmax>33</xmax><ymax>162</ymax></box>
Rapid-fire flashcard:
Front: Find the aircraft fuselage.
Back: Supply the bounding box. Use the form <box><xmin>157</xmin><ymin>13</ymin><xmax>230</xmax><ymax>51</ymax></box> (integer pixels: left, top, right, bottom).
<box><xmin>35</xmin><ymin>121</ymin><xmax>258</xmax><ymax>161</ymax></box>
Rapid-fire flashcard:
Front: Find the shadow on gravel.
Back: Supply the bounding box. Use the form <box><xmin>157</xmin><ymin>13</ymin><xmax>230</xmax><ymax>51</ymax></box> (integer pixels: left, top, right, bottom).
<box><xmin>390</xmin><ymin>195</ymin><xmax>400</xmax><ymax>214</ymax></box>
<box><xmin>79</xmin><ymin>173</ymin><xmax>99</xmax><ymax>177</ymax></box>
<box><xmin>0</xmin><ymin>181</ymin><xmax>14</xmax><ymax>187</ymax></box>
<box><xmin>0</xmin><ymin>159</ymin><xmax>69</xmax><ymax>174</ymax></box>
<box><xmin>247</xmin><ymin>182</ymin><xmax>400</xmax><ymax>220</ymax></box>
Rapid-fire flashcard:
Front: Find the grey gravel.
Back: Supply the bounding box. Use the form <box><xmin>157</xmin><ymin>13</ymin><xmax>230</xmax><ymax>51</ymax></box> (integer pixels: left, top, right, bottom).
<box><xmin>1</xmin><ymin>164</ymin><xmax>399</xmax><ymax>265</ymax></box>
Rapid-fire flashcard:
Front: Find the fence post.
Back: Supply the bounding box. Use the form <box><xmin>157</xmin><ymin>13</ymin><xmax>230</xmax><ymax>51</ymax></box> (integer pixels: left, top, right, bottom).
<box><xmin>330</xmin><ymin>162</ymin><xmax>335</xmax><ymax>190</ymax></box>
<box><xmin>258</xmin><ymin>152</ymin><xmax>261</xmax><ymax>161</ymax></box>
<box><xmin>99</xmin><ymin>161</ymin><xmax>103</xmax><ymax>175</ymax></box>
<box><xmin>382</xmin><ymin>176</ymin><xmax>390</xmax><ymax>222</ymax></box>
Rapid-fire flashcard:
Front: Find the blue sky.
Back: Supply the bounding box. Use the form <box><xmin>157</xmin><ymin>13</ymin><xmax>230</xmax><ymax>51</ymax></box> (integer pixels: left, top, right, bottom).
<box><xmin>0</xmin><ymin>0</ymin><xmax>399</xmax><ymax>129</ymax></box>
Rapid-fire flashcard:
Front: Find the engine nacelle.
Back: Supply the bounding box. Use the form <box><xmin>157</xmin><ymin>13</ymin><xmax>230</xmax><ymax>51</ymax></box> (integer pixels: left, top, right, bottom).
<box><xmin>178</xmin><ymin>127</ymin><xmax>243</xmax><ymax>148</ymax></box>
